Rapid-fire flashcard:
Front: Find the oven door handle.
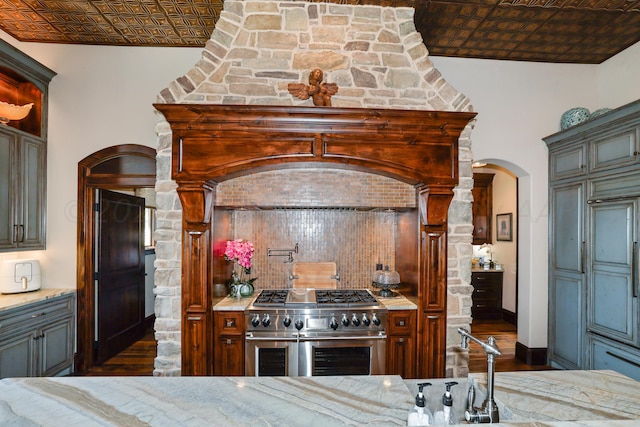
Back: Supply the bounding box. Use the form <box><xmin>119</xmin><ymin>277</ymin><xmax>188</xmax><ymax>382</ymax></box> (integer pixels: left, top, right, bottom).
<box><xmin>297</xmin><ymin>334</ymin><xmax>387</xmax><ymax>341</ymax></box>
<box><xmin>245</xmin><ymin>333</ymin><xmax>299</xmax><ymax>341</ymax></box>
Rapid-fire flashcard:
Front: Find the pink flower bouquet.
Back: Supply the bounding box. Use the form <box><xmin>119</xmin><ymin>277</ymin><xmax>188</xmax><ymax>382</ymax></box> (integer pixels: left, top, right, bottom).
<box><xmin>224</xmin><ymin>239</ymin><xmax>257</xmax><ymax>296</ymax></box>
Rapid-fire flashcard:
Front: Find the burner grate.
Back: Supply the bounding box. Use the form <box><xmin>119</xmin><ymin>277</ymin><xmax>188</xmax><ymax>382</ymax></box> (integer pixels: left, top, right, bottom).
<box><xmin>315</xmin><ymin>289</ymin><xmax>378</xmax><ymax>306</ymax></box>
<box><xmin>253</xmin><ymin>289</ymin><xmax>289</xmax><ymax>306</ymax></box>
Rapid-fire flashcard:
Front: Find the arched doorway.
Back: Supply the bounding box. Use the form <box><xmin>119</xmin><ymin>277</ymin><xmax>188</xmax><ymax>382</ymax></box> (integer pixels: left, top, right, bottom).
<box><xmin>75</xmin><ymin>144</ymin><xmax>156</xmax><ymax>374</ymax></box>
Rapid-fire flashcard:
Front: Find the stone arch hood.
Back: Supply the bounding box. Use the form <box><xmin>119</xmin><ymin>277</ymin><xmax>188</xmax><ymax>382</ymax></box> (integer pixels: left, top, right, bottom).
<box><xmin>154</xmin><ymin>103</ymin><xmax>476</xmax><ymax>186</ymax></box>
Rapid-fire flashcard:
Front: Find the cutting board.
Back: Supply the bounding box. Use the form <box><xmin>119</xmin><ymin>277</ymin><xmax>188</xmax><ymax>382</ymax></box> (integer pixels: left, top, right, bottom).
<box><xmin>291</xmin><ymin>262</ymin><xmax>337</xmax><ymax>289</ymax></box>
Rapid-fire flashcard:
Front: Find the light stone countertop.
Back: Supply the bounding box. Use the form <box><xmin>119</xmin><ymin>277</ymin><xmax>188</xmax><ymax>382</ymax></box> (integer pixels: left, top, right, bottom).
<box><xmin>377</xmin><ymin>295</ymin><xmax>417</xmax><ymax>310</ymax></box>
<box><xmin>1</xmin><ymin>371</ymin><xmax>639</xmax><ymax>426</ymax></box>
<box><xmin>0</xmin><ymin>288</ymin><xmax>75</xmax><ymax>312</ymax></box>
<box><xmin>213</xmin><ymin>293</ymin><xmax>417</xmax><ymax>311</ymax></box>
<box><xmin>213</xmin><ymin>294</ymin><xmax>255</xmax><ymax>311</ymax></box>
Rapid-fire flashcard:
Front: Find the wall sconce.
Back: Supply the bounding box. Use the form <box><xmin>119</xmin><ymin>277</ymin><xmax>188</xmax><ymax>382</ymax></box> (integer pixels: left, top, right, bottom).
<box><xmin>0</xmin><ymin>100</ymin><xmax>34</xmax><ymax>125</ymax></box>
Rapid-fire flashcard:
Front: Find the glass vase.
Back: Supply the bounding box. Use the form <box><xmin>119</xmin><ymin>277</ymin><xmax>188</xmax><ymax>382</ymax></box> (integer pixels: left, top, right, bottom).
<box><xmin>239</xmin><ymin>282</ymin><xmax>254</xmax><ymax>297</ymax></box>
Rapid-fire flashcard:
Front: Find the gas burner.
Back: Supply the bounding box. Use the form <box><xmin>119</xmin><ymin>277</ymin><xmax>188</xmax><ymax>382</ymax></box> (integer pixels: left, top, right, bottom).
<box><xmin>315</xmin><ymin>289</ymin><xmax>379</xmax><ymax>307</ymax></box>
<box><xmin>253</xmin><ymin>289</ymin><xmax>289</xmax><ymax>306</ymax></box>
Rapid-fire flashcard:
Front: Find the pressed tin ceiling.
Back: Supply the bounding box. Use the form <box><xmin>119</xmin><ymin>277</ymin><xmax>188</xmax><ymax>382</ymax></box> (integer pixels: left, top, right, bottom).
<box><xmin>1</xmin><ymin>0</ymin><xmax>640</xmax><ymax>64</ymax></box>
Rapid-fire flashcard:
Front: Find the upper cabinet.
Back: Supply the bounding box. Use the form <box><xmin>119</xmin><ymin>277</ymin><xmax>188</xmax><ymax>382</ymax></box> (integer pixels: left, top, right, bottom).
<box><xmin>0</xmin><ymin>40</ymin><xmax>56</xmax><ymax>252</ymax></box>
<box><xmin>472</xmin><ymin>173</ymin><xmax>494</xmax><ymax>245</ymax></box>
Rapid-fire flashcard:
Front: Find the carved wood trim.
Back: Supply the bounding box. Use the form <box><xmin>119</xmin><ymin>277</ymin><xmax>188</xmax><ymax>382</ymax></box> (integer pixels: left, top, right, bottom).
<box><xmin>155</xmin><ymin>104</ymin><xmax>476</xmax><ymax>377</ymax></box>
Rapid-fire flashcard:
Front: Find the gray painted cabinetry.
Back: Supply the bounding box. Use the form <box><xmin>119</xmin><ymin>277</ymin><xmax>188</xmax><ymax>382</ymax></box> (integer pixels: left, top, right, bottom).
<box><xmin>0</xmin><ymin>293</ymin><xmax>75</xmax><ymax>378</ymax></box>
<box><xmin>0</xmin><ymin>128</ymin><xmax>46</xmax><ymax>250</ymax></box>
<box><xmin>545</xmin><ymin>100</ymin><xmax>640</xmax><ymax>381</ymax></box>
<box><xmin>0</xmin><ymin>39</ymin><xmax>55</xmax><ymax>252</ymax></box>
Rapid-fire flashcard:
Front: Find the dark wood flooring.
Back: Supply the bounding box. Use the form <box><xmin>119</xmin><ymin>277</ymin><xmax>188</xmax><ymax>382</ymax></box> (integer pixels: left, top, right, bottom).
<box><xmin>468</xmin><ymin>319</ymin><xmax>553</xmax><ymax>373</ymax></box>
<box><xmin>84</xmin><ymin>328</ymin><xmax>157</xmax><ymax>376</ymax></box>
<box><xmin>83</xmin><ymin>319</ymin><xmax>551</xmax><ymax>376</ymax></box>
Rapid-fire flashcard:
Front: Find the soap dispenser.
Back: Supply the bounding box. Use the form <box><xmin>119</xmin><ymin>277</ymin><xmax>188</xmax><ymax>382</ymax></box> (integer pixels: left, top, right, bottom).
<box><xmin>407</xmin><ymin>382</ymin><xmax>433</xmax><ymax>426</ymax></box>
<box><xmin>434</xmin><ymin>381</ymin><xmax>458</xmax><ymax>425</ymax></box>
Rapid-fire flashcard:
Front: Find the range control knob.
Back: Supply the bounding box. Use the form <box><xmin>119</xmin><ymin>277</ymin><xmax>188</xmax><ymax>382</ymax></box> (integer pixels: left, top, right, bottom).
<box><xmin>362</xmin><ymin>314</ymin><xmax>371</xmax><ymax>326</ymax></box>
<box><xmin>330</xmin><ymin>317</ymin><xmax>339</xmax><ymax>330</ymax></box>
<box><xmin>262</xmin><ymin>314</ymin><xmax>271</xmax><ymax>327</ymax></box>
<box><xmin>294</xmin><ymin>319</ymin><xmax>304</xmax><ymax>330</ymax></box>
<box><xmin>341</xmin><ymin>313</ymin><xmax>350</xmax><ymax>327</ymax></box>
<box><xmin>351</xmin><ymin>314</ymin><xmax>361</xmax><ymax>327</ymax></box>
<box><xmin>251</xmin><ymin>314</ymin><xmax>260</xmax><ymax>327</ymax></box>
<box><xmin>283</xmin><ymin>314</ymin><xmax>292</xmax><ymax>328</ymax></box>
<box><xmin>372</xmin><ymin>313</ymin><xmax>381</xmax><ymax>326</ymax></box>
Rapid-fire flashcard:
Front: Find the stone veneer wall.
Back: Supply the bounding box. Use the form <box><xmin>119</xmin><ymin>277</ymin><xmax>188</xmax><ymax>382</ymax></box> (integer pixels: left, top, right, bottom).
<box><xmin>154</xmin><ymin>0</ymin><xmax>475</xmax><ymax>377</ymax></box>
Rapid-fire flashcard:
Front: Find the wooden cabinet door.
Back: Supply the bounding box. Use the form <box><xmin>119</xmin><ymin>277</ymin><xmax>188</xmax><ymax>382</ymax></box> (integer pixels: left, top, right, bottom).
<box><xmin>472</xmin><ymin>173</ymin><xmax>494</xmax><ymax>245</ymax></box>
<box><xmin>386</xmin><ymin>310</ymin><xmax>416</xmax><ymax>378</ymax></box>
<box><xmin>386</xmin><ymin>335</ymin><xmax>416</xmax><ymax>378</ymax></box>
<box><xmin>214</xmin><ymin>336</ymin><xmax>245</xmax><ymax>376</ymax></box>
<box><xmin>213</xmin><ymin>311</ymin><xmax>245</xmax><ymax>376</ymax></box>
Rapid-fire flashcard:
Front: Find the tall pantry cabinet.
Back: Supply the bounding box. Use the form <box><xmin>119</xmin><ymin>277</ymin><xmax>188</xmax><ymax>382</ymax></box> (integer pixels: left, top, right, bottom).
<box><xmin>545</xmin><ymin>100</ymin><xmax>640</xmax><ymax>381</ymax></box>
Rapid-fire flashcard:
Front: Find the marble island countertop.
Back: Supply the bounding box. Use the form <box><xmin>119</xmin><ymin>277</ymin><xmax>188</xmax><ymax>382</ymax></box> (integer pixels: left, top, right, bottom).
<box><xmin>1</xmin><ymin>370</ymin><xmax>639</xmax><ymax>426</ymax></box>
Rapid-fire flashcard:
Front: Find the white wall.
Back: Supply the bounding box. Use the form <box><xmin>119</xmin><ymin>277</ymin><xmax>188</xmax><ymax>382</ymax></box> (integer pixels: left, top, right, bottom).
<box><xmin>0</xmin><ymin>29</ymin><xmax>201</xmax><ymax>290</ymax></box>
<box><xmin>2</xmin><ymin>27</ymin><xmax>639</xmax><ymax>348</ymax></box>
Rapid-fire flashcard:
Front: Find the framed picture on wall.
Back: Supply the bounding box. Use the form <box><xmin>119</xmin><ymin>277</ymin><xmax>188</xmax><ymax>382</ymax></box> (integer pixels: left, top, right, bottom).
<box><xmin>496</xmin><ymin>213</ymin><xmax>513</xmax><ymax>241</ymax></box>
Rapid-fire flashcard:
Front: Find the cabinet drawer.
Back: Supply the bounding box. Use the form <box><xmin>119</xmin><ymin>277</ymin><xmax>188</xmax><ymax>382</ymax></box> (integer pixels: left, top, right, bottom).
<box><xmin>471</xmin><ymin>272</ymin><xmax>502</xmax><ymax>288</ymax></box>
<box><xmin>387</xmin><ymin>310</ymin><xmax>416</xmax><ymax>335</ymax></box>
<box><xmin>0</xmin><ymin>295</ymin><xmax>74</xmax><ymax>332</ymax></box>
<box><xmin>472</xmin><ymin>286</ymin><xmax>500</xmax><ymax>299</ymax></box>
<box><xmin>588</xmin><ymin>335</ymin><xmax>640</xmax><ymax>382</ymax></box>
<box><xmin>214</xmin><ymin>311</ymin><xmax>244</xmax><ymax>336</ymax></box>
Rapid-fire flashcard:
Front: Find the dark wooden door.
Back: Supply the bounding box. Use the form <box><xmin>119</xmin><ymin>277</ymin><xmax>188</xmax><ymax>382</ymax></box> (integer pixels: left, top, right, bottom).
<box><xmin>95</xmin><ymin>189</ymin><xmax>145</xmax><ymax>365</ymax></box>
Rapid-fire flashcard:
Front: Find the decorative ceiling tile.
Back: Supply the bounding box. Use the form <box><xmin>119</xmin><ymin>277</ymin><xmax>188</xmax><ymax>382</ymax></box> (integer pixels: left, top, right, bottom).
<box><xmin>0</xmin><ymin>0</ymin><xmax>639</xmax><ymax>62</ymax></box>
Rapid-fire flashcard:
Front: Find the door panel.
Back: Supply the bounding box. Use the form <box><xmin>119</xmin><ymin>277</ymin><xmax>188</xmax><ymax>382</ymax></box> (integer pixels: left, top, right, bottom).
<box><xmin>588</xmin><ymin>200</ymin><xmax>638</xmax><ymax>346</ymax></box>
<box><xmin>96</xmin><ymin>189</ymin><xmax>145</xmax><ymax>364</ymax></box>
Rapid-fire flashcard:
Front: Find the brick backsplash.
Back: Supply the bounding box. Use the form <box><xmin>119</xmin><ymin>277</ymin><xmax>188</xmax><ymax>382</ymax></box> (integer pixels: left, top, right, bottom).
<box><xmin>216</xmin><ymin>168</ymin><xmax>417</xmax><ymax>207</ymax></box>
<box><xmin>225</xmin><ymin>208</ymin><xmax>398</xmax><ymax>290</ymax></box>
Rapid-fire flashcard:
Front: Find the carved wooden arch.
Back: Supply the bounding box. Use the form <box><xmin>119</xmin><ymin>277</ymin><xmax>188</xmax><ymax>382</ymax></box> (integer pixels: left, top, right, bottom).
<box><xmin>76</xmin><ymin>144</ymin><xmax>156</xmax><ymax>374</ymax></box>
<box><xmin>154</xmin><ymin>104</ymin><xmax>476</xmax><ymax>377</ymax></box>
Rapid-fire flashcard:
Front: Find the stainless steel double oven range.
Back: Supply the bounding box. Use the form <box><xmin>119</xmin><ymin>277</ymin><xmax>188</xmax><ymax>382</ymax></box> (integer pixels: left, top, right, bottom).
<box><xmin>245</xmin><ymin>288</ymin><xmax>387</xmax><ymax>377</ymax></box>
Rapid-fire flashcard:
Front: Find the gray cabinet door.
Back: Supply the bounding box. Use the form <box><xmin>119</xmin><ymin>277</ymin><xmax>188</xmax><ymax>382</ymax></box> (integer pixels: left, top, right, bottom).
<box><xmin>18</xmin><ymin>136</ymin><xmax>46</xmax><ymax>249</ymax></box>
<box><xmin>0</xmin><ymin>128</ymin><xmax>46</xmax><ymax>251</ymax></box>
<box><xmin>0</xmin><ymin>128</ymin><xmax>18</xmax><ymax>249</ymax></box>
<box><xmin>588</xmin><ymin>199</ymin><xmax>638</xmax><ymax>346</ymax></box>
<box><xmin>0</xmin><ymin>330</ymin><xmax>36</xmax><ymax>378</ymax></box>
<box><xmin>40</xmin><ymin>316</ymin><xmax>74</xmax><ymax>376</ymax></box>
<box><xmin>548</xmin><ymin>182</ymin><xmax>585</xmax><ymax>369</ymax></box>
<box><xmin>549</xmin><ymin>142</ymin><xmax>587</xmax><ymax>181</ymax></box>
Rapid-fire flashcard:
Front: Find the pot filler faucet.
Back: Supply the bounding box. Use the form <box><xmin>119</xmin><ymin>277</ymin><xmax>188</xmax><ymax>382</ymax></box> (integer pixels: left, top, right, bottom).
<box><xmin>457</xmin><ymin>327</ymin><xmax>501</xmax><ymax>423</ymax></box>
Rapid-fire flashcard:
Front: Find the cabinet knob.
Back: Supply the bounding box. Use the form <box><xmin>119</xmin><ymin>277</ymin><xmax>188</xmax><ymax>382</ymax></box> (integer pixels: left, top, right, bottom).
<box><xmin>225</xmin><ymin>339</ymin><xmax>232</xmax><ymax>345</ymax></box>
<box><xmin>398</xmin><ymin>320</ymin><xmax>405</xmax><ymax>326</ymax></box>
<box><xmin>225</xmin><ymin>319</ymin><xmax>235</xmax><ymax>328</ymax></box>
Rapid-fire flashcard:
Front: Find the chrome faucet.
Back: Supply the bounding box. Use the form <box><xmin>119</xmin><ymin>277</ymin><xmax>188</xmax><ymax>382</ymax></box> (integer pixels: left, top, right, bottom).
<box><xmin>457</xmin><ymin>327</ymin><xmax>501</xmax><ymax>423</ymax></box>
